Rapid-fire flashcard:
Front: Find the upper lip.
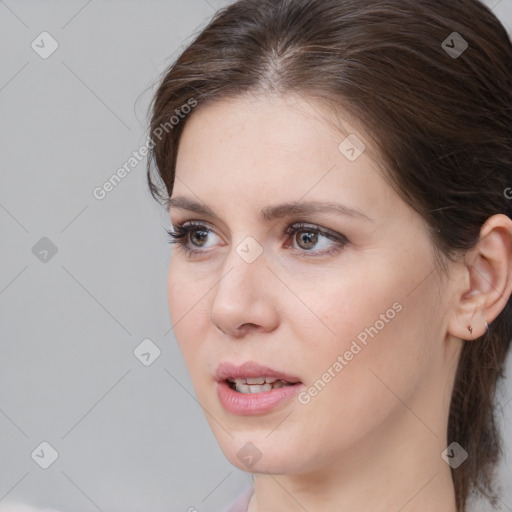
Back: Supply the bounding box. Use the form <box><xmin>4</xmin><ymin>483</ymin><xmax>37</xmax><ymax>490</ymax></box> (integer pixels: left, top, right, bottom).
<box><xmin>215</xmin><ymin>361</ymin><xmax>302</xmax><ymax>383</ymax></box>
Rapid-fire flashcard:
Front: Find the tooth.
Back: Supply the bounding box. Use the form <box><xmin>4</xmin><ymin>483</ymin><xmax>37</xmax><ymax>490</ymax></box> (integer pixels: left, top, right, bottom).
<box><xmin>253</xmin><ymin>384</ymin><xmax>272</xmax><ymax>393</ymax></box>
<box><xmin>272</xmin><ymin>380</ymin><xmax>291</xmax><ymax>389</ymax></box>
<box><xmin>235</xmin><ymin>382</ymin><xmax>273</xmax><ymax>393</ymax></box>
<box><xmin>246</xmin><ymin>377</ymin><xmax>265</xmax><ymax>384</ymax></box>
<box><xmin>229</xmin><ymin>376</ymin><xmax>296</xmax><ymax>393</ymax></box>
<box><xmin>232</xmin><ymin>377</ymin><xmax>282</xmax><ymax>385</ymax></box>
<box><xmin>234</xmin><ymin>382</ymin><xmax>250</xmax><ymax>393</ymax></box>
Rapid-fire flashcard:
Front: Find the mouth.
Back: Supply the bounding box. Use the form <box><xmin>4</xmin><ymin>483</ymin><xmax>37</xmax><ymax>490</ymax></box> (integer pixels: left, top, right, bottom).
<box><xmin>215</xmin><ymin>361</ymin><xmax>304</xmax><ymax>415</ymax></box>
<box><xmin>226</xmin><ymin>376</ymin><xmax>299</xmax><ymax>393</ymax></box>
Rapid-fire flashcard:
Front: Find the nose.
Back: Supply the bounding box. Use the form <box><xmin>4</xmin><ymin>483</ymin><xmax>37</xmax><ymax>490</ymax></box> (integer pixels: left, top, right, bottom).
<box><xmin>210</xmin><ymin>244</ymin><xmax>280</xmax><ymax>338</ymax></box>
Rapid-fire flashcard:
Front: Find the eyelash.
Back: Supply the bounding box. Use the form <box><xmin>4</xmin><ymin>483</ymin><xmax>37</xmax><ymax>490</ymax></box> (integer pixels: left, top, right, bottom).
<box><xmin>166</xmin><ymin>221</ymin><xmax>348</xmax><ymax>258</ymax></box>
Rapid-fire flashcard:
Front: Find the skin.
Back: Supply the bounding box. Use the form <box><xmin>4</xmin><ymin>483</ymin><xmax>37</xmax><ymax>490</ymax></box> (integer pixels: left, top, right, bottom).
<box><xmin>167</xmin><ymin>92</ymin><xmax>512</xmax><ymax>512</ymax></box>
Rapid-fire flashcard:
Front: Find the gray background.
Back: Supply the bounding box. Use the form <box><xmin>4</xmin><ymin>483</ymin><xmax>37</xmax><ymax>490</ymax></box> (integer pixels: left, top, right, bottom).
<box><xmin>0</xmin><ymin>1</ymin><xmax>511</xmax><ymax>511</ymax></box>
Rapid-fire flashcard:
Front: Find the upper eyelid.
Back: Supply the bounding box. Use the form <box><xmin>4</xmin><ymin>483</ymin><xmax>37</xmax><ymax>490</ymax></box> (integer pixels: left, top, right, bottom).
<box><xmin>172</xmin><ymin>217</ymin><xmax>340</xmax><ymax>231</ymax></box>
<box><xmin>172</xmin><ymin>219</ymin><xmax>341</xmax><ymax>238</ymax></box>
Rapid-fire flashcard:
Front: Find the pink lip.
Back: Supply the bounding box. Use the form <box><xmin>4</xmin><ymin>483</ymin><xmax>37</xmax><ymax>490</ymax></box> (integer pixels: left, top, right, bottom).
<box><xmin>214</xmin><ymin>361</ymin><xmax>301</xmax><ymax>383</ymax></box>
<box><xmin>215</xmin><ymin>361</ymin><xmax>303</xmax><ymax>416</ymax></box>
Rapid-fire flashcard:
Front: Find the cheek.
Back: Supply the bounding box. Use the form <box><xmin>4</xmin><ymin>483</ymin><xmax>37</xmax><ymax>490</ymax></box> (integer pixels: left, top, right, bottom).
<box><xmin>167</xmin><ymin>262</ymin><xmax>184</xmax><ymax>331</ymax></box>
<box><xmin>167</xmin><ymin>261</ymin><xmax>207</xmax><ymax>357</ymax></box>
<box><xmin>293</xmin><ymin>254</ymin><xmax>439</xmax><ymax>421</ymax></box>
<box><xmin>286</xmin><ymin>264</ymin><xmax>401</xmax><ymax>355</ymax></box>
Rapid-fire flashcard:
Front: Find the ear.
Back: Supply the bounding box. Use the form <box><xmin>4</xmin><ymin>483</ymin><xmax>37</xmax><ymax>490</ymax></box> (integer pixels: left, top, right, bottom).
<box><xmin>448</xmin><ymin>214</ymin><xmax>512</xmax><ymax>341</ymax></box>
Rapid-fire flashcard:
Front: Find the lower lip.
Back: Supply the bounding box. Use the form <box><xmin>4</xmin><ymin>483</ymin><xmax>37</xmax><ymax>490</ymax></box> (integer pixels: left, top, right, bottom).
<box><xmin>217</xmin><ymin>380</ymin><xmax>303</xmax><ymax>415</ymax></box>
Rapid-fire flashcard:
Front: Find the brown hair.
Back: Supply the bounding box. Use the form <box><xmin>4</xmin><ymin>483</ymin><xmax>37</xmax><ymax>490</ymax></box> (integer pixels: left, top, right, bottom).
<box><xmin>146</xmin><ymin>1</ymin><xmax>512</xmax><ymax>510</ymax></box>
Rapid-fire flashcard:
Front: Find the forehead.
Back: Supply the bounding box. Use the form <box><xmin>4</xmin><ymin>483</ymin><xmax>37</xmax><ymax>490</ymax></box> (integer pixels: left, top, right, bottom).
<box><xmin>173</xmin><ymin>93</ymin><xmax>395</xmax><ymax>224</ymax></box>
<box><xmin>178</xmin><ymin>94</ymin><xmax>368</xmax><ymax>178</ymax></box>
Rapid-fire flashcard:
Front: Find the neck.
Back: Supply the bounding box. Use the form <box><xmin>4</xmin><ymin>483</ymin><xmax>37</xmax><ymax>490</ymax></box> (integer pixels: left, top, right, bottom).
<box><xmin>247</xmin><ymin>410</ymin><xmax>458</xmax><ymax>512</ymax></box>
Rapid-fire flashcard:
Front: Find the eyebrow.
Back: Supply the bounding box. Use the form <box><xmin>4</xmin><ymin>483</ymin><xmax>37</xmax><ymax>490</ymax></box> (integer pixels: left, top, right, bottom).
<box><xmin>168</xmin><ymin>197</ymin><xmax>373</xmax><ymax>223</ymax></box>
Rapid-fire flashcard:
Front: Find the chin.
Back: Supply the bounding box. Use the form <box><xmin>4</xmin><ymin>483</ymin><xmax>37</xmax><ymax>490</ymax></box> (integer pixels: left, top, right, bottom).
<box><xmin>212</xmin><ymin>431</ymin><xmax>310</xmax><ymax>474</ymax></box>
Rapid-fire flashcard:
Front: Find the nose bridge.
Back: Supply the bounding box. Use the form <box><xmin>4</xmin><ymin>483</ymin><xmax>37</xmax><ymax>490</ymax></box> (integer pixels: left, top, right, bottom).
<box><xmin>210</xmin><ymin>234</ymin><xmax>278</xmax><ymax>335</ymax></box>
<box><xmin>216</xmin><ymin>234</ymin><xmax>267</xmax><ymax>302</ymax></box>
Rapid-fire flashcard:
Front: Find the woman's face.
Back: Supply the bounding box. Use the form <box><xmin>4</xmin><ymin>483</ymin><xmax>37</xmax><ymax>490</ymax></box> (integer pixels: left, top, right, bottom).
<box><xmin>167</xmin><ymin>93</ymin><xmax>460</xmax><ymax>475</ymax></box>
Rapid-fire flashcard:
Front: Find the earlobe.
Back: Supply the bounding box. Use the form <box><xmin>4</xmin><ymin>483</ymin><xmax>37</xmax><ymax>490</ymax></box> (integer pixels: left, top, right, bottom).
<box><xmin>461</xmin><ymin>308</ymin><xmax>489</xmax><ymax>340</ymax></box>
<box><xmin>449</xmin><ymin>302</ymin><xmax>489</xmax><ymax>341</ymax></box>
<box><xmin>447</xmin><ymin>214</ymin><xmax>512</xmax><ymax>341</ymax></box>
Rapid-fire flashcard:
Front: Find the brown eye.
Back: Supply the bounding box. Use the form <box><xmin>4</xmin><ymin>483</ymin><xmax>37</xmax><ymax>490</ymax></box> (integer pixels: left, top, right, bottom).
<box><xmin>285</xmin><ymin>222</ymin><xmax>348</xmax><ymax>257</ymax></box>
<box><xmin>167</xmin><ymin>222</ymin><xmax>221</xmax><ymax>256</ymax></box>
<box><xmin>190</xmin><ymin>228</ymin><xmax>209</xmax><ymax>247</ymax></box>
<box><xmin>295</xmin><ymin>230</ymin><xmax>319</xmax><ymax>250</ymax></box>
